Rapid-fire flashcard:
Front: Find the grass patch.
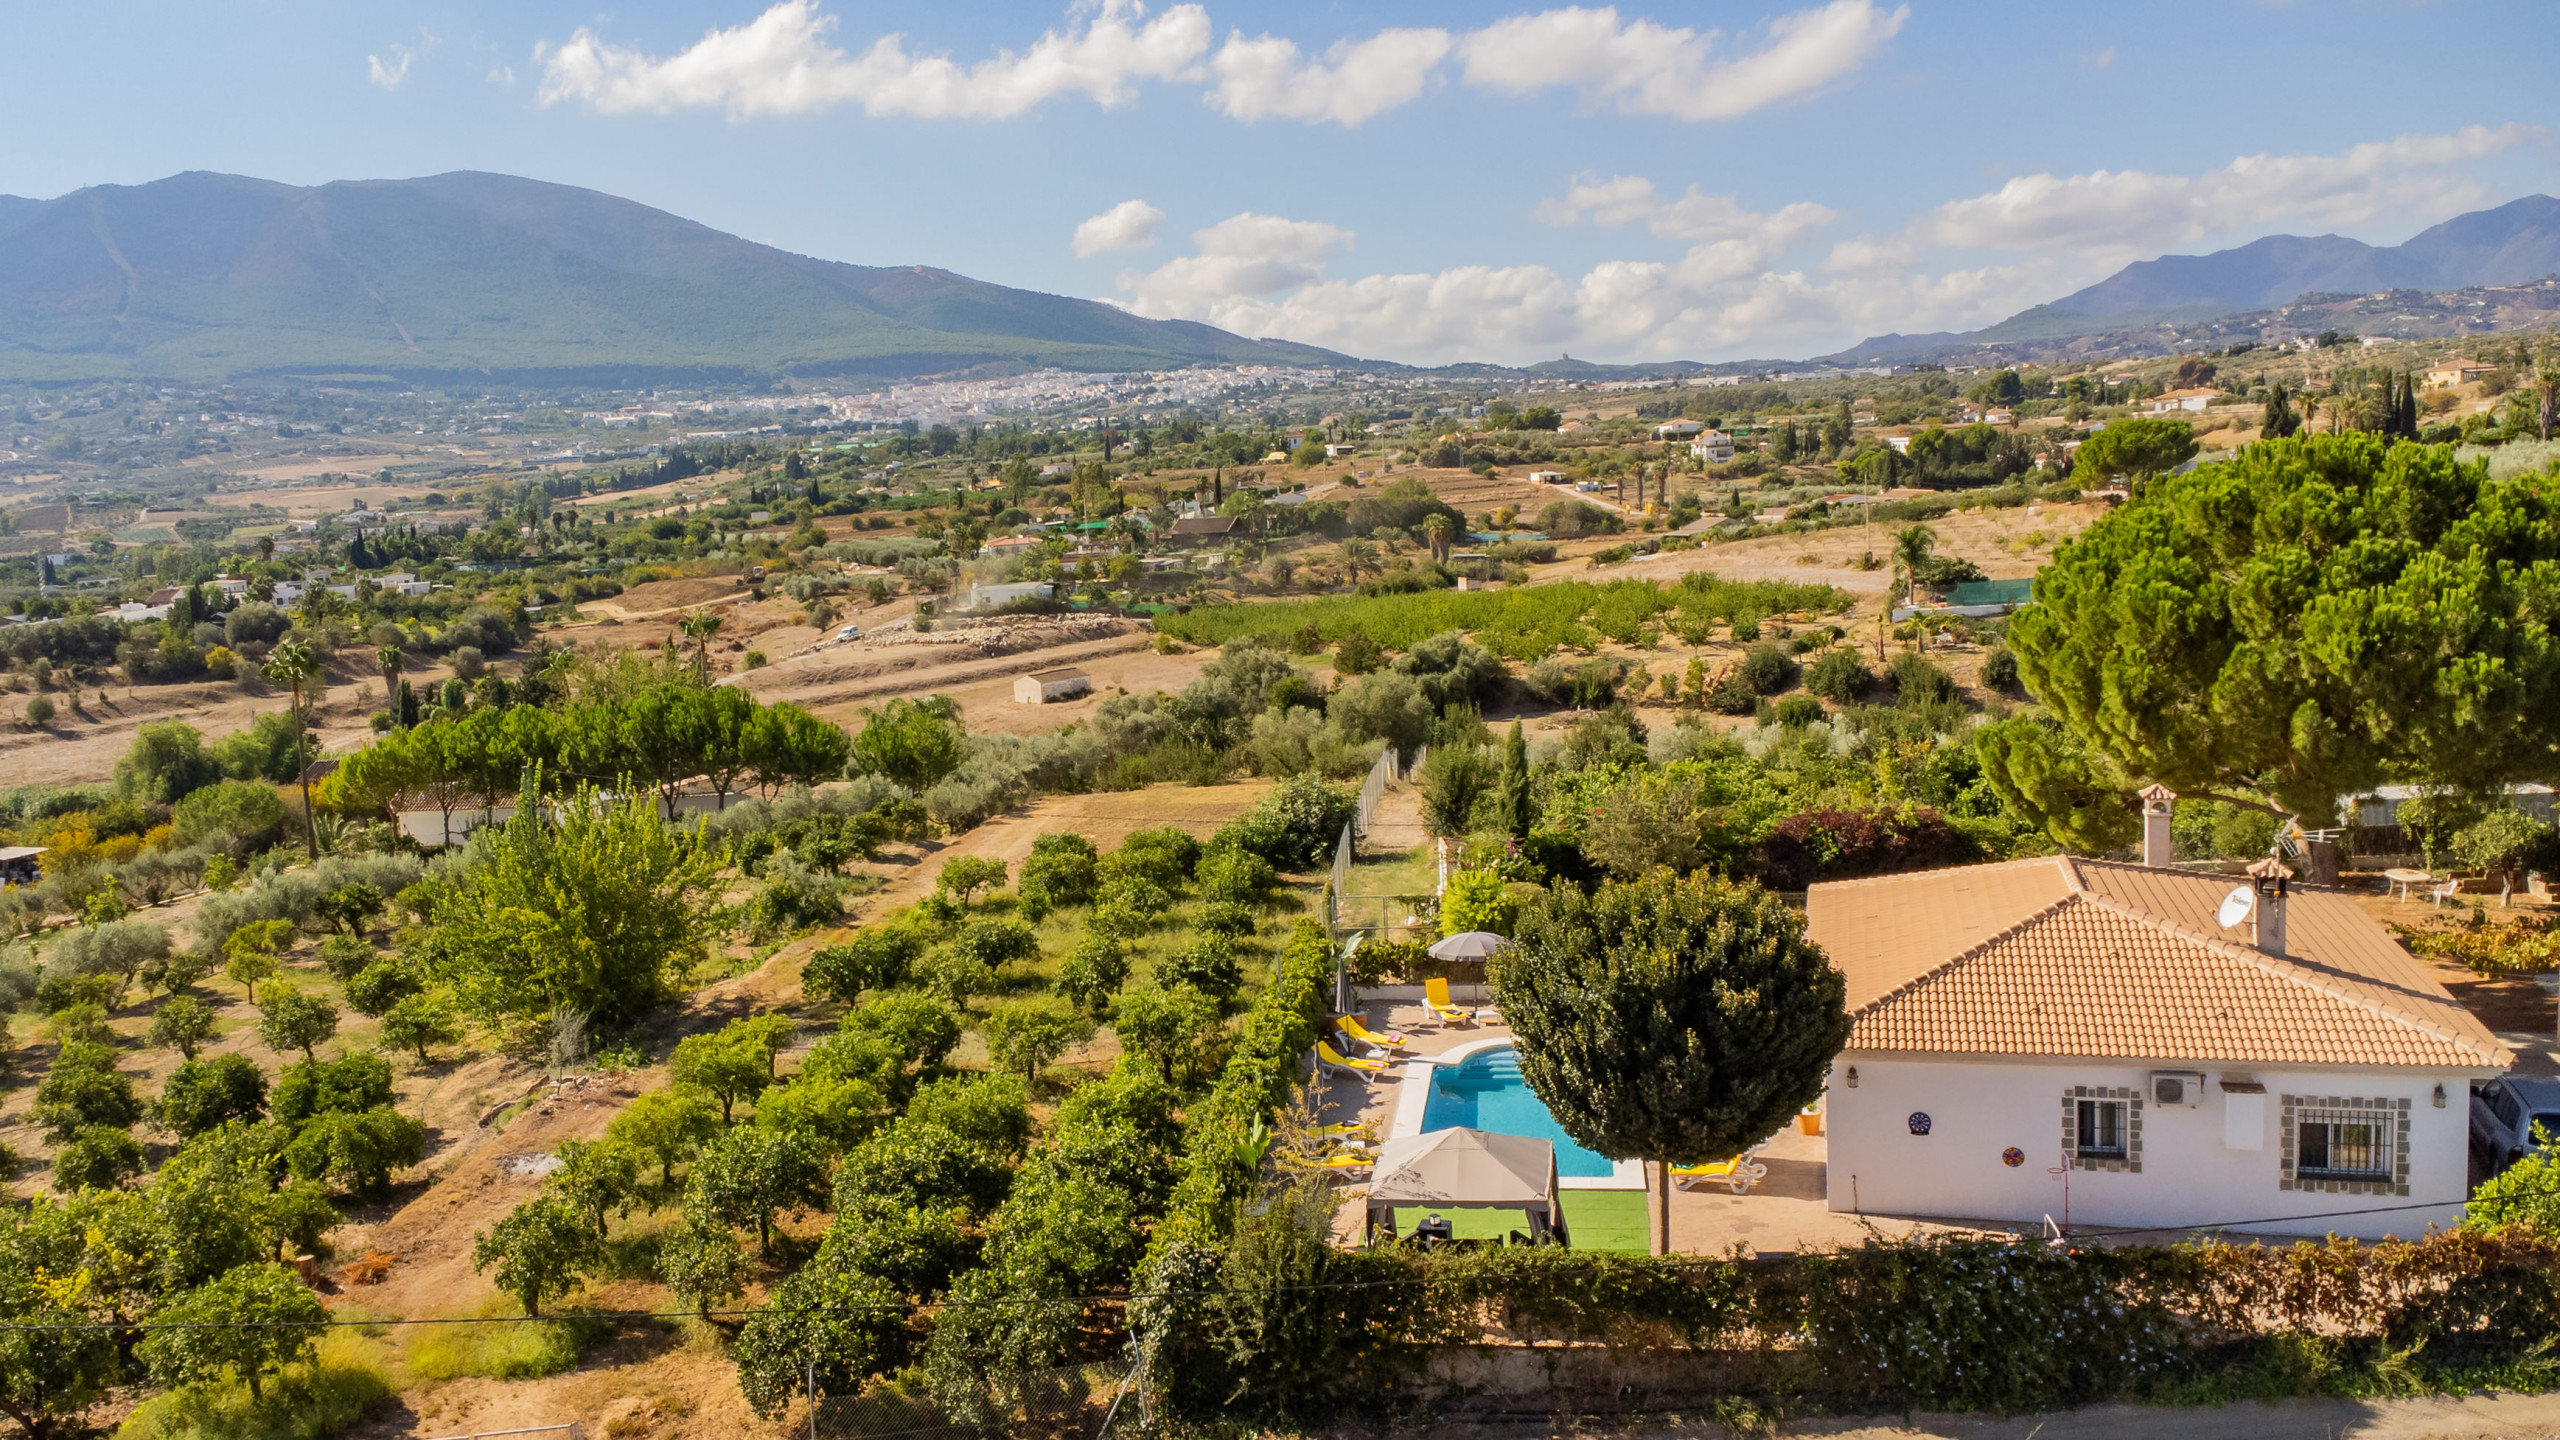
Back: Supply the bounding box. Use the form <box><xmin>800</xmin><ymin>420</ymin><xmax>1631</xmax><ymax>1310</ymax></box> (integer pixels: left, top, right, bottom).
<box><xmin>116</xmin><ymin>1332</ymin><xmax>395</xmax><ymax>1440</ymax></box>
<box><xmin>1154</xmin><ymin>577</ymin><xmax>1851</xmax><ymax>660</ymax></box>
<box><xmin>405</xmin><ymin>1303</ymin><xmax>609</xmax><ymax>1381</ymax></box>
<box><xmin>1557</xmin><ymin>1190</ymin><xmax>1651</xmax><ymax>1253</ymax></box>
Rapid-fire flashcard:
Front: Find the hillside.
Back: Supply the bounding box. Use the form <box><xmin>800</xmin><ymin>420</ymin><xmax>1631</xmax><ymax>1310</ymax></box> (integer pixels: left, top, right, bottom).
<box><xmin>0</xmin><ymin>170</ymin><xmax>1351</xmax><ymax>384</ymax></box>
<box><xmin>1820</xmin><ymin>194</ymin><xmax>2560</xmax><ymax>365</ymax></box>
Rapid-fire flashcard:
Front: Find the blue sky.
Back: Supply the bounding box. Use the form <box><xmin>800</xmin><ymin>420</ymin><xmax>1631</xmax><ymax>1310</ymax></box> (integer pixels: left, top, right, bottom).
<box><xmin>3</xmin><ymin>1</ymin><xmax>2555</xmax><ymax>365</ymax></box>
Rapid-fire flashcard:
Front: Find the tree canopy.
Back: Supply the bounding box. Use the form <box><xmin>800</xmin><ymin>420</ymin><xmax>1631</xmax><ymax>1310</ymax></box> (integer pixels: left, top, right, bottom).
<box><xmin>2000</xmin><ymin>435</ymin><xmax>2560</xmax><ymax>825</ymax></box>
<box><xmin>1490</xmin><ymin>870</ymin><xmax>1846</xmax><ymax>1254</ymax></box>
<box><xmin>2069</xmin><ymin>417</ymin><xmax>2199</xmax><ymax>490</ymax></box>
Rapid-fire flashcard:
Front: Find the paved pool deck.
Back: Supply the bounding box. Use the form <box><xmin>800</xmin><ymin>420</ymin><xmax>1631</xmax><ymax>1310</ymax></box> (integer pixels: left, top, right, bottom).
<box><xmin>1312</xmin><ymin>997</ymin><xmax>1975</xmax><ymax>1254</ymax></box>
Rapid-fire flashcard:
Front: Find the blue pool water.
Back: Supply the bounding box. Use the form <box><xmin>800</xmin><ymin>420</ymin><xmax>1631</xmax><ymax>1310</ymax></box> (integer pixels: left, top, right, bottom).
<box><xmin>1420</xmin><ymin>1045</ymin><xmax>1618</xmax><ymax>1177</ymax></box>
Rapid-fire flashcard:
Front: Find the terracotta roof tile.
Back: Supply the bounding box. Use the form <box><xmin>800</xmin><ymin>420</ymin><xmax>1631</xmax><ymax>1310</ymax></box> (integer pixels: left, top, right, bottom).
<box><xmin>1807</xmin><ymin>857</ymin><xmax>2508</xmax><ymax>1071</ymax></box>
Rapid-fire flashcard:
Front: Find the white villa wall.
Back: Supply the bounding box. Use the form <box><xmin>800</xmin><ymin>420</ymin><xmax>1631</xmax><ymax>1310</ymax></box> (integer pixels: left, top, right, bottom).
<box><xmin>1825</xmin><ymin>1055</ymin><xmax>2474</xmax><ymax>1239</ymax></box>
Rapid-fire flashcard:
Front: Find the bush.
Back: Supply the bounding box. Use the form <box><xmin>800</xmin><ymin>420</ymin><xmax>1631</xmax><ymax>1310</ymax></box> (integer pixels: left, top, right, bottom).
<box><xmin>747</xmin><ymin>853</ymin><xmax>846</xmax><ymax>939</ymax></box>
<box><xmin>1737</xmin><ymin>642</ymin><xmax>1793</xmax><ymax>695</ymax></box>
<box><xmin>343</xmin><ymin>960</ymin><xmax>420</xmax><ymax>1018</ymax></box>
<box><xmin>1980</xmin><ymin>646</ymin><xmax>2022</xmax><ymax>694</ymax></box>
<box><xmin>1212</xmin><ymin>775</ymin><xmax>1355</xmax><ymax>871</ymax></box>
<box><xmin>1157</xmin><ymin>936</ymin><xmax>1242</xmax><ymax>1001</ymax></box>
<box><xmin>116</xmin><ymin>721</ymin><xmax>223</xmax><ymax>805</ymax></box>
<box><xmin>1757</xmin><ymin>806</ymin><xmax>1978</xmax><ymax>890</ymax></box>
<box><xmin>1057</xmin><ymin>937</ymin><xmax>1132</xmax><ymax>1015</ymax></box>
<box><xmin>803</xmin><ymin>927</ymin><xmax>925</xmax><ymax>1004</ymax></box>
<box><xmin>1018</xmin><ymin>832</ymin><xmax>1100</xmax><ymax>910</ymax></box>
<box><xmin>1764</xmin><ymin>694</ymin><xmax>1827</xmax><ymax>727</ymax></box>
<box><xmin>54</xmin><ymin>1123</ymin><xmax>144</xmax><ymax>1190</ymax></box>
<box><xmin>1889</xmin><ymin>652</ymin><xmax>1960</xmax><ymax>708</ymax></box>
<box><xmin>174</xmin><ymin>781</ymin><xmax>287</xmax><ymax>857</ymax></box>
<box><xmin>1103</xmin><ymin>828</ymin><xmax>1201</xmax><ymax>889</ymax></box>
<box><xmin>24</xmin><ymin>693</ymin><xmax>53</xmax><ymax>727</ymax></box>
<box><xmin>1440</xmin><ymin>869</ymin><xmax>1519</xmax><ymax>937</ymax></box>
<box><xmin>1804</xmin><ymin>647</ymin><xmax>1875</xmax><ymax>702</ymax></box>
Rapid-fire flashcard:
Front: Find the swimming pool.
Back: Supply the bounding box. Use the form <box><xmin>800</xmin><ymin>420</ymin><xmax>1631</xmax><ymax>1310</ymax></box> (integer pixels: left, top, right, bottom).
<box><xmin>1420</xmin><ymin>1044</ymin><xmax>1618</xmax><ymax>1178</ymax></box>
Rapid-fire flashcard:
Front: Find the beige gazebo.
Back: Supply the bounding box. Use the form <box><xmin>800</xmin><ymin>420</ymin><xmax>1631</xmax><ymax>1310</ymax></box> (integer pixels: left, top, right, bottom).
<box><xmin>1362</xmin><ymin>1127</ymin><xmax>1567</xmax><ymax>1245</ymax></box>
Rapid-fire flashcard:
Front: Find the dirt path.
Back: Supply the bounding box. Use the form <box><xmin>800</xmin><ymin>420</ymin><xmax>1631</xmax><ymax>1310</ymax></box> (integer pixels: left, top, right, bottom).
<box><xmin>571</xmin><ymin>589</ymin><xmax>753</xmax><ymax>622</ymax></box>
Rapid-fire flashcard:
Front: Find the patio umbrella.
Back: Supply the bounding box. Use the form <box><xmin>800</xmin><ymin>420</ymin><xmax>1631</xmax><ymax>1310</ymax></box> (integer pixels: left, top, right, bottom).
<box><xmin>1428</xmin><ymin>931</ymin><xmax>1511</xmax><ymax>960</ymax></box>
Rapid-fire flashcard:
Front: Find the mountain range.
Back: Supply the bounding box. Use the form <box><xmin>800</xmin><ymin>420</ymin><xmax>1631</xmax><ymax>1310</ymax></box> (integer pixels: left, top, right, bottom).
<box><xmin>0</xmin><ymin>171</ymin><xmax>1346</xmax><ymax>385</ymax></box>
<box><xmin>1819</xmin><ymin>194</ymin><xmax>2560</xmax><ymax>366</ymax></box>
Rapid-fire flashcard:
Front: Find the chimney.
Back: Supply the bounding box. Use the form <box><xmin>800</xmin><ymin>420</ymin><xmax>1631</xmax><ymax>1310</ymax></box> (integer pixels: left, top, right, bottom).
<box><xmin>2139</xmin><ymin>784</ymin><xmax>2176</xmax><ymax>867</ymax></box>
<box><xmin>2247</xmin><ymin>858</ymin><xmax>2292</xmax><ymax>958</ymax></box>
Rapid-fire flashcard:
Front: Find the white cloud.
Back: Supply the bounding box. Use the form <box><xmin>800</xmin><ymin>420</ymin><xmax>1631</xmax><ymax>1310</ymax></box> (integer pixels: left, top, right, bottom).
<box><xmin>1074</xmin><ymin>199</ymin><xmax>1166</xmax><ymax>256</ymax></box>
<box><xmin>1535</xmin><ymin>173</ymin><xmax>1837</xmax><ymax>248</ymax></box>
<box><xmin>1869</xmin><ymin>124</ymin><xmax>2542</xmax><ymax>273</ymax></box>
<box><xmin>1124</xmin><ymin>212</ymin><xmax>1354</xmax><ymax>322</ymax></box>
<box><xmin>1206</xmin><ymin>26</ymin><xmax>1452</xmax><ymax>126</ymax></box>
<box><xmin>368</xmin><ymin>46</ymin><xmax>415</xmax><ymax>90</ymax></box>
<box><xmin>533</xmin><ymin>0</ymin><xmax>1901</xmax><ymax>127</ymax></box>
<box><xmin>1123</xmin><ymin>125</ymin><xmax>2539</xmax><ymax>365</ymax></box>
<box><xmin>535</xmin><ymin>0</ymin><xmax>1212</xmax><ymax>120</ymax></box>
<box><xmin>1457</xmin><ymin>0</ymin><xmax>1906</xmax><ymax>121</ymax></box>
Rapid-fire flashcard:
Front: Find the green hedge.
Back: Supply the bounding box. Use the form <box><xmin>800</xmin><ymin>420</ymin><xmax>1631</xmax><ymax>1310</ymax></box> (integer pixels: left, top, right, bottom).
<box><xmin>1148</xmin><ymin>918</ymin><xmax>1335</xmax><ymax>1255</ymax></box>
<box><xmin>1136</xmin><ymin>1224</ymin><xmax>2560</xmax><ymax>1424</ymax></box>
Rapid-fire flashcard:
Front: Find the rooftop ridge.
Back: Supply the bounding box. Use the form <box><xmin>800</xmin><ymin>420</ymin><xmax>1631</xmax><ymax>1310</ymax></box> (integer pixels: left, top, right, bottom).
<box><xmin>1811</xmin><ymin>852</ymin><xmax>2074</xmax><ymax>893</ymax></box>
<box><xmin>2071</xmin><ymin>887</ymin><xmax>2506</xmax><ymax>1067</ymax></box>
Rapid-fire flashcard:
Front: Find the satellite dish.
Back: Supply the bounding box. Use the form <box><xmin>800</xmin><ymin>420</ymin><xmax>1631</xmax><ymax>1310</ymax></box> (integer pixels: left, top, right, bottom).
<box><xmin>2217</xmin><ymin>885</ymin><xmax>2257</xmax><ymax>930</ymax></box>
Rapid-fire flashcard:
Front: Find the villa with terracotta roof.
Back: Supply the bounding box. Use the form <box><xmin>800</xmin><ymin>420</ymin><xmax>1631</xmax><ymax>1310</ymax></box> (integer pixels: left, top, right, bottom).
<box><xmin>1806</xmin><ymin>852</ymin><xmax>2508</xmax><ymax>1239</ymax></box>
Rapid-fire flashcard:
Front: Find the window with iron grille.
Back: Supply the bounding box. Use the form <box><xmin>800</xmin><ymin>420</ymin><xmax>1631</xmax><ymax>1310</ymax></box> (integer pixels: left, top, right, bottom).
<box><xmin>2062</xmin><ymin>1085</ymin><xmax>2142</xmax><ymax>1172</ymax></box>
<box><xmin>2076</xmin><ymin>1099</ymin><xmax>2127</xmax><ymax>1159</ymax></box>
<box><xmin>2281</xmin><ymin>1095</ymin><xmax>2409</xmax><ymax>1195</ymax></box>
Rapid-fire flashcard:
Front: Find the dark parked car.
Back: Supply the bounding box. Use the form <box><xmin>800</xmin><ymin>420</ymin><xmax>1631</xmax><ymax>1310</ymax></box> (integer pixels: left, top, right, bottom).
<box><xmin>2470</xmin><ymin>1076</ymin><xmax>2560</xmax><ymax>1173</ymax></box>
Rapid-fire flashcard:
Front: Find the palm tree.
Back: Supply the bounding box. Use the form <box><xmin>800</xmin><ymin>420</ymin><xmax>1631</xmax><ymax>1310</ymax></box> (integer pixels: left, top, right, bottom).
<box><xmin>678</xmin><ymin>611</ymin><xmax>724</xmax><ymax>682</ymax></box>
<box><xmin>375</xmin><ymin>644</ymin><xmax>404</xmax><ymax>708</ymax></box>
<box><xmin>255</xmin><ymin>534</ymin><xmax>276</xmax><ymax>564</ymax></box>
<box><xmin>1892</xmin><ymin>524</ymin><xmax>1938</xmax><ymax>652</ymax></box>
<box><xmin>264</xmin><ymin>638</ymin><xmax>321</xmax><ymax>860</ymax></box>
<box><xmin>1420</xmin><ymin>513</ymin><xmax>1455</xmax><ymax>564</ymax></box>
<box><xmin>1338</xmin><ymin>537</ymin><xmax>1379</xmax><ymax>583</ymax></box>
<box><xmin>2534</xmin><ymin>337</ymin><xmax>2560</xmax><ymax>442</ymax></box>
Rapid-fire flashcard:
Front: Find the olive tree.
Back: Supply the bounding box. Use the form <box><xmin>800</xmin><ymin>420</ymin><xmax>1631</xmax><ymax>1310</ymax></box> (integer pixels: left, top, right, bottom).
<box><xmin>1491</xmin><ymin>870</ymin><xmax>1847</xmax><ymax>1255</ymax></box>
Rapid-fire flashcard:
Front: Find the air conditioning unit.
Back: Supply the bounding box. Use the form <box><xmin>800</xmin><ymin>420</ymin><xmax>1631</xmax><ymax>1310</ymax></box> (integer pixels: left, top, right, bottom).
<box><xmin>2151</xmin><ymin>1071</ymin><xmax>2207</xmax><ymax>1108</ymax></box>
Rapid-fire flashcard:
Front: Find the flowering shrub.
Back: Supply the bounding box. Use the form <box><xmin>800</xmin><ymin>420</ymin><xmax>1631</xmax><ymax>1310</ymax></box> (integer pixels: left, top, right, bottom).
<box><xmin>1756</xmin><ymin>805</ymin><xmax>1977</xmax><ymax>889</ymax></box>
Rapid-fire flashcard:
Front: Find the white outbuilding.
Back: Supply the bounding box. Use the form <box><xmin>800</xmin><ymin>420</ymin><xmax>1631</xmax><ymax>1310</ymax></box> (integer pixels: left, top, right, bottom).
<box><xmin>1013</xmin><ymin>668</ymin><xmax>1092</xmax><ymax>704</ymax></box>
<box><xmin>1809</xmin><ymin>852</ymin><xmax>2508</xmax><ymax>1239</ymax></box>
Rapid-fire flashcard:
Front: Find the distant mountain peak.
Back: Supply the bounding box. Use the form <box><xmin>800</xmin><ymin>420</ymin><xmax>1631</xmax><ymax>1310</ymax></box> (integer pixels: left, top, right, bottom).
<box><xmin>1821</xmin><ymin>194</ymin><xmax>2560</xmax><ymax>365</ymax></box>
<box><xmin>0</xmin><ymin>170</ymin><xmax>1354</xmax><ymax>383</ymax></box>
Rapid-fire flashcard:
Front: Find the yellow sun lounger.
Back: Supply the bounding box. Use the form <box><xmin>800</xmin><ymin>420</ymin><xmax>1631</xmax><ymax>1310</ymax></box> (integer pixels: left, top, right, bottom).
<box><xmin>1337</xmin><ymin>1016</ymin><xmax>1410</xmax><ymax>1053</ymax></box>
<box><xmin>1312</xmin><ymin>1150</ymin><xmax>1373</xmax><ymax>1172</ymax></box>
<box><xmin>1423</xmin><ymin>977</ymin><xmax>1473</xmax><ymax>1027</ymax></box>
<box><xmin>1317</xmin><ymin>1040</ymin><xmax>1390</xmax><ymax>1078</ymax></box>
<box><xmin>1670</xmin><ymin>1149</ymin><xmax>1768</xmax><ymax>1195</ymax></box>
